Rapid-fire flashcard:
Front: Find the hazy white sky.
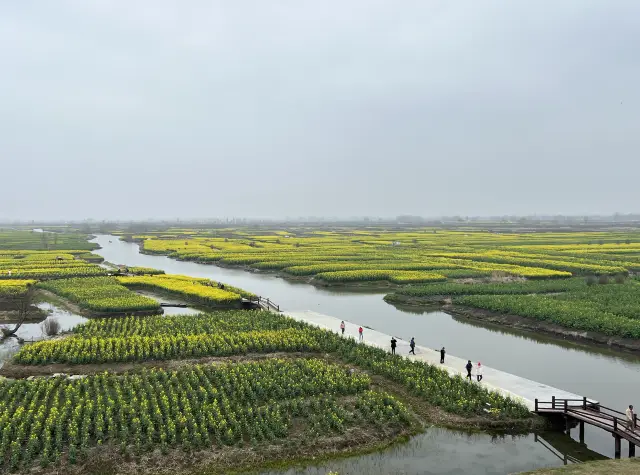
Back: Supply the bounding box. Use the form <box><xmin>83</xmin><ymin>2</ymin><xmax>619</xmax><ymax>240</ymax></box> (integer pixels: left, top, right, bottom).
<box><xmin>1</xmin><ymin>1</ymin><xmax>639</xmax><ymax>220</ymax></box>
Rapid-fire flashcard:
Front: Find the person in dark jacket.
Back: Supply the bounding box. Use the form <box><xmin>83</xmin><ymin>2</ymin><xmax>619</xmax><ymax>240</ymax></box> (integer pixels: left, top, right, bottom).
<box><xmin>390</xmin><ymin>337</ymin><xmax>397</xmax><ymax>355</ymax></box>
<box><xmin>466</xmin><ymin>360</ymin><xmax>473</xmax><ymax>380</ymax></box>
<box><xmin>409</xmin><ymin>337</ymin><xmax>416</xmax><ymax>355</ymax></box>
<box><xmin>440</xmin><ymin>347</ymin><xmax>446</xmax><ymax>364</ymax></box>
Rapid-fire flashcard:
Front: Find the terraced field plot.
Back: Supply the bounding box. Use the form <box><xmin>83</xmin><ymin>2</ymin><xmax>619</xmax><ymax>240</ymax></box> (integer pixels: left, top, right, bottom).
<box><xmin>117</xmin><ymin>274</ymin><xmax>253</xmax><ymax>307</ymax></box>
<box><xmin>1</xmin><ymin>309</ymin><xmax>533</xmax><ymax>473</ymax></box>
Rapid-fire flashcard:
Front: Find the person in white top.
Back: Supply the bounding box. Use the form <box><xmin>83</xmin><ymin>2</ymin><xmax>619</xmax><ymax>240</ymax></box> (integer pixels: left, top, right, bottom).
<box><xmin>340</xmin><ymin>321</ymin><xmax>345</xmax><ymax>336</ymax></box>
<box><xmin>476</xmin><ymin>362</ymin><xmax>483</xmax><ymax>382</ymax></box>
<box><xmin>626</xmin><ymin>405</ymin><xmax>635</xmax><ymax>430</ymax></box>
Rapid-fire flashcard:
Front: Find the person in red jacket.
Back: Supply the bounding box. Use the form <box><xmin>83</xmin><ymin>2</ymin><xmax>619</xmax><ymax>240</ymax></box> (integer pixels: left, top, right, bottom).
<box><xmin>358</xmin><ymin>326</ymin><xmax>363</xmax><ymax>341</ymax></box>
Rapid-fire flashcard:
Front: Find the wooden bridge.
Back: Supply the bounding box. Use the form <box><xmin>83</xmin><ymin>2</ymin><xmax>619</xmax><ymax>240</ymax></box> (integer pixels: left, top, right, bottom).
<box><xmin>253</xmin><ymin>296</ymin><xmax>280</xmax><ymax>312</ymax></box>
<box><xmin>535</xmin><ymin>397</ymin><xmax>640</xmax><ymax>458</ymax></box>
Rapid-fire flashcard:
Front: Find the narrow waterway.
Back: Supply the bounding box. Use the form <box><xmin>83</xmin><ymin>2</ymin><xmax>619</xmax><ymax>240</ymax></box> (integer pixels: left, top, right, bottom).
<box><xmin>91</xmin><ymin>235</ymin><xmax>640</xmax><ymax>464</ymax></box>
<box><xmin>0</xmin><ymin>302</ymin><xmax>87</xmax><ymax>369</ymax></box>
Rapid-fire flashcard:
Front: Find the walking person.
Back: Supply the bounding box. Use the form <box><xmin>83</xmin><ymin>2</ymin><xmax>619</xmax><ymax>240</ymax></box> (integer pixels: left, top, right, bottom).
<box><xmin>466</xmin><ymin>360</ymin><xmax>473</xmax><ymax>380</ymax></box>
<box><xmin>409</xmin><ymin>337</ymin><xmax>416</xmax><ymax>355</ymax></box>
<box><xmin>440</xmin><ymin>347</ymin><xmax>446</xmax><ymax>364</ymax></box>
<box><xmin>340</xmin><ymin>321</ymin><xmax>345</xmax><ymax>336</ymax></box>
<box><xmin>358</xmin><ymin>326</ymin><xmax>363</xmax><ymax>341</ymax></box>
<box><xmin>626</xmin><ymin>405</ymin><xmax>636</xmax><ymax>431</ymax></box>
<box><xmin>390</xmin><ymin>337</ymin><xmax>397</xmax><ymax>355</ymax></box>
<box><xmin>476</xmin><ymin>362</ymin><xmax>483</xmax><ymax>382</ymax></box>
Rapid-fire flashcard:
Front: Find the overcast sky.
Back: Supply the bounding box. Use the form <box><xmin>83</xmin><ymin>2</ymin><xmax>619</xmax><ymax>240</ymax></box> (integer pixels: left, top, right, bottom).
<box><xmin>1</xmin><ymin>1</ymin><xmax>639</xmax><ymax>221</ymax></box>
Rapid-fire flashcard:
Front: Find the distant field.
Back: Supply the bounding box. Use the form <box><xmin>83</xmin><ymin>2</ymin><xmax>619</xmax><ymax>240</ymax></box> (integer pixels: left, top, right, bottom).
<box><xmin>121</xmin><ymin>228</ymin><xmax>640</xmax><ymax>342</ymax></box>
<box><xmin>131</xmin><ymin>229</ymin><xmax>640</xmax><ymax>283</ymax></box>
<box><xmin>0</xmin><ymin>230</ymin><xmax>97</xmax><ymax>251</ymax></box>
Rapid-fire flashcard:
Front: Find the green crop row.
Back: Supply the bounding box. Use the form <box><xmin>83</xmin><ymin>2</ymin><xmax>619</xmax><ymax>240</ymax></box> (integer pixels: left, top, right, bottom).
<box><xmin>73</xmin><ymin>310</ymin><xmax>303</xmax><ymax>337</ymax></box>
<box><xmin>37</xmin><ymin>277</ymin><xmax>161</xmax><ymax>314</ymax></box>
<box><xmin>393</xmin><ymin>278</ymin><xmax>589</xmax><ymax>298</ymax></box>
<box><xmin>0</xmin><ymin>266</ymin><xmax>107</xmax><ymax>280</ymax></box>
<box><xmin>14</xmin><ymin>310</ymin><xmax>529</xmax><ymax>422</ymax></box>
<box><xmin>456</xmin><ymin>294</ymin><xmax>640</xmax><ymax>338</ymax></box>
<box><xmin>315</xmin><ymin>270</ymin><xmax>447</xmax><ymax>284</ymax></box>
<box><xmin>0</xmin><ymin>231</ymin><xmax>98</xmax><ymax>251</ymax></box>
<box><xmin>14</xmin><ymin>328</ymin><xmax>323</xmax><ymax>365</ymax></box>
<box><xmin>117</xmin><ymin>275</ymin><xmax>243</xmax><ymax>305</ymax></box>
<box><xmin>0</xmin><ymin>359</ymin><xmax>408</xmax><ymax>470</ymax></box>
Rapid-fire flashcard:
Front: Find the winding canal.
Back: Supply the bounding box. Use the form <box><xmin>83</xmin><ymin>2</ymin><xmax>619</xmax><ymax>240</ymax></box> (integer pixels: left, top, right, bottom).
<box><xmin>90</xmin><ymin>235</ymin><xmax>640</xmax><ymax>470</ymax></box>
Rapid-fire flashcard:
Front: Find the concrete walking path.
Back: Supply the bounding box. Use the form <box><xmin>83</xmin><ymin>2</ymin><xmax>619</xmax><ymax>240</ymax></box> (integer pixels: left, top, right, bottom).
<box><xmin>284</xmin><ymin>310</ymin><xmax>595</xmax><ymax>411</ymax></box>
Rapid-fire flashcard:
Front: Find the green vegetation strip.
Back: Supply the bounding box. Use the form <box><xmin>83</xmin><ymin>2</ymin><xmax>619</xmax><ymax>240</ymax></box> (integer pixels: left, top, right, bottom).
<box><xmin>37</xmin><ymin>277</ymin><xmax>161</xmax><ymax>314</ymax></box>
<box><xmin>14</xmin><ymin>329</ymin><xmax>321</xmax><ymax>364</ymax></box>
<box><xmin>13</xmin><ymin>311</ymin><xmax>529</xmax><ymax>420</ymax></box>
<box><xmin>117</xmin><ymin>274</ymin><xmax>253</xmax><ymax>305</ymax></box>
<box><xmin>74</xmin><ymin>310</ymin><xmax>304</xmax><ymax>337</ymax></box>
<box><xmin>0</xmin><ymin>359</ymin><xmax>410</xmax><ymax>470</ymax></box>
<box><xmin>388</xmin><ymin>277</ymin><xmax>640</xmax><ymax>340</ymax></box>
<box><xmin>456</xmin><ymin>293</ymin><xmax>640</xmax><ymax>338</ymax></box>
<box><xmin>0</xmin><ymin>231</ymin><xmax>97</xmax><ymax>251</ymax></box>
<box><xmin>391</xmin><ymin>278</ymin><xmax>588</xmax><ymax>297</ymax></box>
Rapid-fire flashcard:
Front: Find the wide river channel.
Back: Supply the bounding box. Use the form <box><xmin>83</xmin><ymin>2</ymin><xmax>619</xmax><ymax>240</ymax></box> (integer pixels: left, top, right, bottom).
<box><xmin>85</xmin><ymin>236</ymin><xmax>640</xmax><ymax>472</ymax></box>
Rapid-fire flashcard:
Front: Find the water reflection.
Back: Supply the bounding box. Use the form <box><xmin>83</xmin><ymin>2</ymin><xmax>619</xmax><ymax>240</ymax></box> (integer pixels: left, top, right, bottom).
<box><xmin>260</xmin><ymin>429</ymin><xmax>582</xmax><ymax>475</ymax></box>
<box><xmin>132</xmin><ymin>289</ymin><xmax>202</xmax><ymax>316</ymax></box>
<box><xmin>0</xmin><ymin>301</ymin><xmax>87</xmax><ymax>368</ymax></box>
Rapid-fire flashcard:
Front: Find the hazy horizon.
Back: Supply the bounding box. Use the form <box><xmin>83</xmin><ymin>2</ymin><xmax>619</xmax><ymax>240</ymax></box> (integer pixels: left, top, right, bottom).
<box><xmin>2</xmin><ymin>1</ymin><xmax>639</xmax><ymax>221</ymax></box>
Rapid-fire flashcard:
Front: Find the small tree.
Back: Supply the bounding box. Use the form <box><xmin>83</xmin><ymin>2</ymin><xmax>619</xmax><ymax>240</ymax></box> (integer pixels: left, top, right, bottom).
<box><xmin>0</xmin><ymin>286</ymin><xmax>36</xmax><ymax>338</ymax></box>
<box><xmin>598</xmin><ymin>275</ymin><xmax>610</xmax><ymax>285</ymax></box>
<box><xmin>615</xmin><ymin>274</ymin><xmax>627</xmax><ymax>284</ymax></box>
<box><xmin>585</xmin><ymin>275</ymin><xmax>597</xmax><ymax>286</ymax></box>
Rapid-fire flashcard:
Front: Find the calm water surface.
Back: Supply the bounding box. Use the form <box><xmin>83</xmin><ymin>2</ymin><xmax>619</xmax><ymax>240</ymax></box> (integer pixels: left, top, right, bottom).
<box><xmin>91</xmin><ymin>235</ymin><xmax>640</xmax><ymax>467</ymax></box>
<box><xmin>0</xmin><ymin>292</ymin><xmax>198</xmax><ymax>367</ymax></box>
<box><xmin>0</xmin><ymin>301</ymin><xmax>87</xmax><ymax>369</ymax></box>
<box><xmin>263</xmin><ymin>430</ymin><xmax>570</xmax><ymax>475</ymax></box>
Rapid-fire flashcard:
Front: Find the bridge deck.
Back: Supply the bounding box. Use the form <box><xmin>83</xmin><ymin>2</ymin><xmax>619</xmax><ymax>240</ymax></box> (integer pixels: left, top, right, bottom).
<box><xmin>284</xmin><ymin>310</ymin><xmax>597</xmax><ymax>411</ymax></box>
<box><xmin>539</xmin><ymin>406</ymin><xmax>640</xmax><ymax>445</ymax></box>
